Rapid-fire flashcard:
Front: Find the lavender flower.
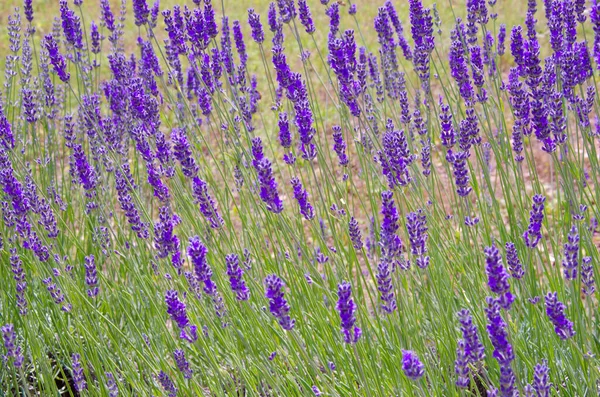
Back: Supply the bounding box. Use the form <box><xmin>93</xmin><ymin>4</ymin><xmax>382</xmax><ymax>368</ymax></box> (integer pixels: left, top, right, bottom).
<box><xmin>165</xmin><ymin>289</ymin><xmax>198</xmax><ymax>343</ymax></box>
<box><xmin>562</xmin><ymin>225</ymin><xmax>579</xmax><ymax>280</ymax></box>
<box><xmin>457</xmin><ymin>309</ymin><xmax>485</xmax><ymax>363</ymax></box>
<box><xmin>298</xmin><ymin>0</ymin><xmax>315</xmax><ymax>34</ymax></box>
<box><xmin>24</xmin><ymin>0</ymin><xmax>34</xmax><ymax>22</ymax></box>
<box><xmin>406</xmin><ymin>210</ymin><xmax>429</xmax><ymax>268</ymax></box>
<box><xmin>226</xmin><ymin>254</ymin><xmax>249</xmax><ymax>301</ymax></box>
<box><xmin>376</xmin><ymin>261</ymin><xmax>396</xmax><ymax>313</ymax></box>
<box><xmin>485</xmin><ymin>297</ymin><xmax>514</xmax><ymax>364</ymax></box>
<box><xmin>544</xmin><ymin>292</ymin><xmax>575</xmax><ymax>340</ymax></box>
<box><xmin>252</xmin><ymin>138</ymin><xmax>283</xmax><ymax>213</ymax></box>
<box><xmin>133</xmin><ymin>0</ymin><xmax>150</xmax><ymax>26</ymax></box>
<box><xmin>1</xmin><ymin>324</ymin><xmax>23</xmax><ymax>368</ymax></box>
<box><xmin>504</xmin><ymin>242</ymin><xmax>524</xmax><ymax>279</ymax></box>
<box><xmin>59</xmin><ymin>0</ymin><xmax>83</xmax><ymax>49</ymax></box>
<box><xmin>533</xmin><ymin>361</ymin><xmax>551</xmax><ymax>397</ymax></box>
<box><xmin>44</xmin><ymin>35</ymin><xmax>70</xmax><ymax>82</ymax></box>
<box><xmin>380</xmin><ymin>191</ymin><xmax>404</xmax><ymax>268</ymax></box>
<box><xmin>158</xmin><ymin>371</ymin><xmax>177</xmax><ymax>397</ymax></box>
<box><xmin>192</xmin><ymin>177</ymin><xmax>224</xmax><ymax>229</ymax></box>
<box><xmin>582</xmin><ymin>256</ymin><xmax>595</xmax><ymax>295</ymax></box>
<box><xmin>72</xmin><ymin>353</ymin><xmax>87</xmax><ymax>392</ymax></box>
<box><xmin>265</xmin><ymin>274</ymin><xmax>295</xmax><ymax>330</ymax></box>
<box><xmin>290</xmin><ymin>177</ymin><xmax>314</xmax><ymax>220</ymax></box>
<box><xmin>10</xmin><ymin>248</ymin><xmax>27</xmax><ymax>315</ymax></box>
<box><xmin>247</xmin><ymin>8</ymin><xmax>264</xmax><ymax>44</ymax></box>
<box><xmin>401</xmin><ymin>350</ymin><xmax>425</xmax><ymax>381</ymax></box>
<box><xmin>446</xmin><ymin>150</ymin><xmax>472</xmax><ymax>197</ymax></box>
<box><xmin>455</xmin><ymin>340</ymin><xmax>470</xmax><ymax>388</ymax></box>
<box><xmin>105</xmin><ymin>372</ymin><xmax>119</xmax><ymax>396</ymax></box>
<box><xmin>378</xmin><ymin>119</ymin><xmax>413</xmax><ymax>189</ymax></box>
<box><xmin>348</xmin><ymin>217</ymin><xmax>363</xmax><ymax>249</ymax></box>
<box><xmin>523</xmin><ymin>195</ymin><xmax>545</xmax><ymax>248</ymax></box>
<box><xmin>174</xmin><ymin>349</ymin><xmax>193</xmax><ymax>379</ymax></box>
<box><xmin>484</xmin><ymin>244</ymin><xmax>514</xmax><ymax>310</ymax></box>
<box><xmin>188</xmin><ymin>236</ymin><xmax>216</xmax><ymax>296</ymax></box>
<box><xmin>336</xmin><ymin>281</ymin><xmax>361</xmax><ymax>344</ymax></box>
<box><xmin>84</xmin><ymin>254</ymin><xmax>99</xmax><ymax>298</ymax></box>
<box><xmin>332</xmin><ymin>126</ymin><xmax>349</xmax><ymax>167</ymax></box>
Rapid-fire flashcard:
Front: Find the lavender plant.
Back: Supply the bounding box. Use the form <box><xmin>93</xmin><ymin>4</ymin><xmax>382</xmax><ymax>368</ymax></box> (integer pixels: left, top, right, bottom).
<box><xmin>0</xmin><ymin>0</ymin><xmax>599</xmax><ymax>395</ymax></box>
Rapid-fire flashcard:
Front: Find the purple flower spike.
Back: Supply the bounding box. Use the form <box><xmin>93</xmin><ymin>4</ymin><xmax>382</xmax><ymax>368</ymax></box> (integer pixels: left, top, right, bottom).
<box><xmin>544</xmin><ymin>292</ymin><xmax>575</xmax><ymax>340</ymax></box>
<box><xmin>562</xmin><ymin>225</ymin><xmax>579</xmax><ymax>280</ymax></box>
<box><xmin>133</xmin><ymin>0</ymin><xmax>150</xmax><ymax>26</ymax></box>
<box><xmin>71</xmin><ymin>353</ymin><xmax>87</xmax><ymax>392</ymax></box>
<box><xmin>380</xmin><ymin>191</ymin><xmax>405</xmax><ymax>268</ymax></box>
<box><xmin>192</xmin><ymin>177</ymin><xmax>224</xmax><ymax>229</ymax></box>
<box><xmin>226</xmin><ymin>254</ymin><xmax>249</xmax><ymax>301</ymax></box>
<box><xmin>533</xmin><ymin>361</ymin><xmax>551</xmax><ymax>397</ymax></box>
<box><xmin>582</xmin><ymin>256</ymin><xmax>595</xmax><ymax>295</ymax></box>
<box><xmin>298</xmin><ymin>0</ymin><xmax>315</xmax><ymax>34</ymax></box>
<box><xmin>378</xmin><ymin>119</ymin><xmax>414</xmax><ymax>189</ymax></box>
<box><xmin>348</xmin><ymin>217</ymin><xmax>363</xmax><ymax>249</ymax></box>
<box><xmin>84</xmin><ymin>254</ymin><xmax>99</xmax><ymax>298</ymax></box>
<box><xmin>457</xmin><ymin>309</ymin><xmax>486</xmax><ymax>363</ymax></box>
<box><xmin>265</xmin><ymin>274</ymin><xmax>295</xmax><ymax>330</ymax></box>
<box><xmin>523</xmin><ymin>195</ymin><xmax>545</xmax><ymax>248</ymax></box>
<box><xmin>455</xmin><ymin>340</ymin><xmax>470</xmax><ymax>388</ymax></box>
<box><xmin>1</xmin><ymin>324</ymin><xmax>24</xmax><ymax>368</ymax></box>
<box><xmin>188</xmin><ymin>236</ymin><xmax>216</xmax><ymax>296</ymax></box>
<box><xmin>336</xmin><ymin>281</ymin><xmax>361</xmax><ymax>344</ymax></box>
<box><xmin>406</xmin><ymin>210</ymin><xmax>429</xmax><ymax>268</ymax></box>
<box><xmin>485</xmin><ymin>297</ymin><xmax>514</xmax><ymax>365</ymax></box>
<box><xmin>252</xmin><ymin>138</ymin><xmax>284</xmax><ymax>214</ymax></box>
<box><xmin>332</xmin><ymin>126</ymin><xmax>349</xmax><ymax>167</ymax></box>
<box><xmin>44</xmin><ymin>35</ymin><xmax>70</xmax><ymax>82</ymax></box>
<box><xmin>376</xmin><ymin>261</ymin><xmax>396</xmax><ymax>313</ymax></box>
<box><xmin>174</xmin><ymin>349</ymin><xmax>193</xmax><ymax>379</ymax></box>
<box><xmin>505</xmin><ymin>242</ymin><xmax>524</xmax><ymax>279</ymax></box>
<box><xmin>290</xmin><ymin>177</ymin><xmax>314</xmax><ymax>220</ymax></box>
<box><xmin>158</xmin><ymin>371</ymin><xmax>177</xmax><ymax>397</ymax></box>
<box><xmin>402</xmin><ymin>350</ymin><xmax>425</xmax><ymax>381</ymax></box>
<box><xmin>248</xmin><ymin>9</ymin><xmax>264</xmax><ymax>44</ymax></box>
<box><xmin>484</xmin><ymin>244</ymin><xmax>514</xmax><ymax>310</ymax></box>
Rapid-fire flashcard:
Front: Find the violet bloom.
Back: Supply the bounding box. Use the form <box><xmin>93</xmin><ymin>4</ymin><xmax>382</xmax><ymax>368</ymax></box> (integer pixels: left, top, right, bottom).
<box><xmin>376</xmin><ymin>261</ymin><xmax>396</xmax><ymax>313</ymax></box>
<box><xmin>332</xmin><ymin>126</ymin><xmax>349</xmax><ymax>167</ymax></box>
<box><xmin>252</xmin><ymin>138</ymin><xmax>284</xmax><ymax>214</ymax></box>
<box><xmin>192</xmin><ymin>177</ymin><xmax>224</xmax><ymax>229</ymax></box>
<box><xmin>298</xmin><ymin>0</ymin><xmax>315</xmax><ymax>34</ymax></box>
<box><xmin>562</xmin><ymin>225</ymin><xmax>579</xmax><ymax>280</ymax></box>
<box><xmin>408</xmin><ymin>0</ymin><xmax>435</xmax><ymax>92</ymax></box>
<box><xmin>171</xmin><ymin>128</ymin><xmax>199</xmax><ymax>178</ymax></box>
<box><xmin>523</xmin><ymin>195</ymin><xmax>545</xmax><ymax>248</ymax></box>
<box><xmin>158</xmin><ymin>371</ymin><xmax>177</xmax><ymax>397</ymax></box>
<box><xmin>348</xmin><ymin>217</ymin><xmax>363</xmax><ymax>249</ymax></box>
<box><xmin>446</xmin><ymin>150</ymin><xmax>472</xmax><ymax>197</ymax></box>
<box><xmin>385</xmin><ymin>1</ymin><xmax>412</xmax><ymax>60</ymax></box>
<box><xmin>105</xmin><ymin>372</ymin><xmax>119</xmax><ymax>396</ymax></box>
<box><xmin>504</xmin><ymin>242</ymin><xmax>524</xmax><ymax>279</ymax></box>
<box><xmin>449</xmin><ymin>38</ymin><xmax>474</xmax><ymax>103</ymax></box>
<box><xmin>485</xmin><ymin>297</ymin><xmax>514</xmax><ymax>365</ymax></box>
<box><xmin>115</xmin><ymin>168</ymin><xmax>149</xmax><ymax>239</ymax></box>
<box><xmin>72</xmin><ymin>353</ymin><xmax>87</xmax><ymax>392</ymax></box>
<box><xmin>248</xmin><ymin>8</ymin><xmax>264</xmax><ymax>44</ymax></box>
<box><xmin>10</xmin><ymin>249</ymin><xmax>28</xmax><ymax>315</ymax></box>
<box><xmin>188</xmin><ymin>236</ymin><xmax>216</xmax><ymax>296</ymax></box>
<box><xmin>337</xmin><ymin>281</ymin><xmax>361</xmax><ymax>344</ymax></box>
<box><xmin>59</xmin><ymin>0</ymin><xmax>84</xmax><ymax>49</ymax></box>
<box><xmin>544</xmin><ymin>292</ymin><xmax>575</xmax><ymax>340</ymax></box>
<box><xmin>264</xmin><ymin>274</ymin><xmax>295</xmax><ymax>330</ymax></box>
<box><xmin>44</xmin><ymin>35</ymin><xmax>70</xmax><ymax>82</ymax></box>
<box><xmin>380</xmin><ymin>191</ymin><xmax>404</xmax><ymax>268</ymax></box>
<box><xmin>457</xmin><ymin>309</ymin><xmax>486</xmax><ymax>363</ymax></box>
<box><xmin>406</xmin><ymin>209</ymin><xmax>429</xmax><ymax>268</ymax></box>
<box><xmin>226</xmin><ymin>253</ymin><xmax>249</xmax><ymax>301</ymax></box>
<box><xmin>43</xmin><ymin>277</ymin><xmax>71</xmax><ymax>312</ymax></box>
<box><xmin>84</xmin><ymin>254</ymin><xmax>99</xmax><ymax>298</ymax></box>
<box><xmin>133</xmin><ymin>0</ymin><xmax>150</xmax><ymax>26</ymax></box>
<box><xmin>439</xmin><ymin>101</ymin><xmax>456</xmax><ymax>148</ymax></box>
<box><xmin>484</xmin><ymin>244</ymin><xmax>514</xmax><ymax>310</ymax></box>
<box><xmin>402</xmin><ymin>350</ymin><xmax>425</xmax><ymax>381</ymax></box>
<box><xmin>24</xmin><ymin>0</ymin><xmax>33</xmax><ymax>22</ymax></box>
<box><xmin>165</xmin><ymin>289</ymin><xmax>198</xmax><ymax>343</ymax></box>
<box><xmin>455</xmin><ymin>340</ymin><xmax>470</xmax><ymax>388</ymax></box>
<box><xmin>533</xmin><ymin>361</ymin><xmax>551</xmax><ymax>397</ymax></box>
<box><xmin>378</xmin><ymin>119</ymin><xmax>414</xmax><ymax>189</ymax></box>
<box><xmin>592</xmin><ymin>1</ymin><xmax>600</xmax><ymax>69</ymax></box>
<box><xmin>290</xmin><ymin>177</ymin><xmax>314</xmax><ymax>220</ymax></box>
<box><xmin>174</xmin><ymin>349</ymin><xmax>193</xmax><ymax>379</ymax></box>
<box><xmin>100</xmin><ymin>0</ymin><xmax>115</xmax><ymax>31</ymax></box>
<box><xmin>582</xmin><ymin>256</ymin><xmax>595</xmax><ymax>295</ymax></box>
<box><xmin>278</xmin><ymin>112</ymin><xmax>291</xmax><ymax>149</ymax></box>
<box><xmin>1</xmin><ymin>324</ymin><xmax>23</xmax><ymax>368</ymax></box>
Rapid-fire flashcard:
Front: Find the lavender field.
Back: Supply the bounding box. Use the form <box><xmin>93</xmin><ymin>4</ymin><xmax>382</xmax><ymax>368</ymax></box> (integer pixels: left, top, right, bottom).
<box><xmin>0</xmin><ymin>0</ymin><xmax>599</xmax><ymax>395</ymax></box>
